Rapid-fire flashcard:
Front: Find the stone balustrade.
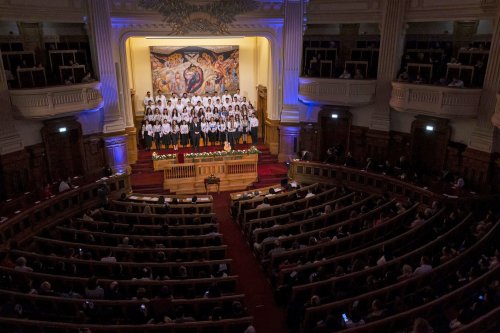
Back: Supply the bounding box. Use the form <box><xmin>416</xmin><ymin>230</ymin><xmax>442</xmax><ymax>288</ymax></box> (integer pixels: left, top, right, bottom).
<box><xmin>9</xmin><ymin>82</ymin><xmax>103</xmax><ymax>120</ymax></box>
<box><xmin>298</xmin><ymin>77</ymin><xmax>377</xmax><ymax>106</ymax></box>
<box><xmin>390</xmin><ymin>81</ymin><xmax>482</xmax><ymax>118</ymax></box>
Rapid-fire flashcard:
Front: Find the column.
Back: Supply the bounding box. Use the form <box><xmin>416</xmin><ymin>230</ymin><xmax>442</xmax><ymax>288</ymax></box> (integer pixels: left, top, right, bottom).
<box><xmin>365</xmin><ymin>0</ymin><xmax>407</xmax><ymax>162</ymax></box>
<box><xmin>279</xmin><ymin>0</ymin><xmax>304</xmax><ymax>161</ymax></box>
<box><xmin>87</xmin><ymin>0</ymin><xmax>130</xmax><ymax>172</ymax></box>
<box><xmin>0</xmin><ymin>51</ymin><xmax>23</xmax><ymax>155</ymax></box>
<box><xmin>469</xmin><ymin>6</ymin><xmax>500</xmax><ymax>153</ymax></box>
<box><xmin>463</xmin><ymin>7</ymin><xmax>500</xmax><ymax>192</ymax></box>
<box><xmin>103</xmin><ymin>135</ymin><xmax>130</xmax><ymax>174</ymax></box>
<box><xmin>86</xmin><ymin>0</ymin><xmax>126</xmax><ymax>134</ymax></box>
<box><xmin>370</xmin><ymin>0</ymin><xmax>407</xmax><ymax>131</ymax></box>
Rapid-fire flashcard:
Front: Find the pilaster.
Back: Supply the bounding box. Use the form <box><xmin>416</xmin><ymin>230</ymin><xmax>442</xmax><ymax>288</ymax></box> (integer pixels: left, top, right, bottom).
<box><xmin>371</xmin><ymin>0</ymin><xmax>408</xmax><ymax>131</ymax></box>
<box><xmin>86</xmin><ymin>0</ymin><xmax>126</xmax><ymax>134</ymax></box>
<box><xmin>103</xmin><ymin>134</ymin><xmax>130</xmax><ymax>174</ymax></box>
<box><xmin>0</xmin><ymin>51</ymin><xmax>23</xmax><ymax>155</ymax></box>
<box><xmin>125</xmin><ymin>127</ymin><xmax>138</xmax><ymax>164</ymax></box>
<box><xmin>281</xmin><ymin>0</ymin><xmax>304</xmax><ymax>124</ymax></box>
<box><xmin>470</xmin><ymin>7</ymin><xmax>500</xmax><ymax>153</ymax></box>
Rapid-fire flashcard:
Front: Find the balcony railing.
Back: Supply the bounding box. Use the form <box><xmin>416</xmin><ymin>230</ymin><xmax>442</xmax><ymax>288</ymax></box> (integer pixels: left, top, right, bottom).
<box><xmin>298</xmin><ymin>77</ymin><xmax>376</xmax><ymax>106</ymax></box>
<box><xmin>390</xmin><ymin>82</ymin><xmax>482</xmax><ymax>118</ymax></box>
<box><xmin>9</xmin><ymin>82</ymin><xmax>103</xmax><ymax>120</ymax></box>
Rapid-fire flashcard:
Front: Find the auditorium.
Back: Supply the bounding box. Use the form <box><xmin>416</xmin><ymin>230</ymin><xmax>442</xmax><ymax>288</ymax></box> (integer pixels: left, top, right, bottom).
<box><xmin>0</xmin><ymin>0</ymin><xmax>499</xmax><ymax>332</ymax></box>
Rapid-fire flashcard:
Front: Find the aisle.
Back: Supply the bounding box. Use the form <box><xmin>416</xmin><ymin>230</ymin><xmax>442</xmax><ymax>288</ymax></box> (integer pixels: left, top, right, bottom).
<box><xmin>213</xmin><ymin>192</ymin><xmax>290</xmax><ymax>333</ymax></box>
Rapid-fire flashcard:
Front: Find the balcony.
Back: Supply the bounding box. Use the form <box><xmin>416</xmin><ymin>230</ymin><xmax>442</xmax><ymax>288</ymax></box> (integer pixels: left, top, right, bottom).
<box><xmin>9</xmin><ymin>82</ymin><xmax>103</xmax><ymax>120</ymax></box>
<box><xmin>492</xmin><ymin>92</ymin><xmax>500</xmax><ymax>128</ymax></box>
<box><xmin>390</xmin><ymin>82</ymin><xmax>482</xmax><ymax>118</ymax></box>
<box><xmin>298</xmin><ymin>77</ymin><xmax>377</xmax><ymax>106</ymax></box>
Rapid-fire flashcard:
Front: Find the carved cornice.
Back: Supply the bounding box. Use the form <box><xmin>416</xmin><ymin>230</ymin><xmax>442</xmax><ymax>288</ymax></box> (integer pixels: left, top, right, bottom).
<box><xmin>0</xmin><ymin>1</ymin><xmax>85</xmax><ymax>23</ymax></box>
<box><xmin>298</xmin><ymin>77</ymin><xmax>377</xmax><ymax>106</ymax></box>
<box><xmin>9</xmin><ymin>82</ymin><xmax>103</xmax><ymax>120</ymax></box>
<box><xmin>390</xmin><ymin>82</ymin><xmax>482</xmax><ymax>119</ymax></box>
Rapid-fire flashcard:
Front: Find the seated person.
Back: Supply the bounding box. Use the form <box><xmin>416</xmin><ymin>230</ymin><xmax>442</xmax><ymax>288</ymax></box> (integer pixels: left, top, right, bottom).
<box><xmin>353</xmin><ymin>69</ymin><xmax>364</xmax><ymax>80</ymax></box>
<box><xmin>338</xmin><ymin>69</ymin><xmax>351</xmax><ymax>79</ymax></box>
<box><xmin>448</xmin><ymin>77</ymin><xmax>464</xmax><ymax>88</ymax></box>
<box><xmin>58</xmin><ymin>177</ymin><xmax>72</xmax><ymax>193</ymax></box>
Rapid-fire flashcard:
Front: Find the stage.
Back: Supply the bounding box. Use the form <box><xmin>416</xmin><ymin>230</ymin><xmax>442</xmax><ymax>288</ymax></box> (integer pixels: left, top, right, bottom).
<box><xmin>130</xmin><ymin>143</ymin><xmax>289</xmax><ymax>195</ymax></box>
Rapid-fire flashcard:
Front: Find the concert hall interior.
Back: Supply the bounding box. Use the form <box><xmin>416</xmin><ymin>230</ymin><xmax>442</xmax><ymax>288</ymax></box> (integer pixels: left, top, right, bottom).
<box><xmin>0</xmin><ymin>1</ymin><xmax>499</xmax><ymax>333</ymax></box>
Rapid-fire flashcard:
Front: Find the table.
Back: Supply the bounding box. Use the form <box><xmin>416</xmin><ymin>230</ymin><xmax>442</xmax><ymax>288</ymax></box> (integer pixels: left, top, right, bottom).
<box><xmin>204</xmin><ymin>176</ymin><xmax>221</xmax><ymax>195</ymax></box>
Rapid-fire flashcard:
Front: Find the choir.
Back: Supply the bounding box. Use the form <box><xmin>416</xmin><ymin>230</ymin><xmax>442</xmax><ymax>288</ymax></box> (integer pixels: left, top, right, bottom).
<box><xmin>141</xmin><ymin>90</ymin><xmax>259</xmax><ymax>151</ymax></box>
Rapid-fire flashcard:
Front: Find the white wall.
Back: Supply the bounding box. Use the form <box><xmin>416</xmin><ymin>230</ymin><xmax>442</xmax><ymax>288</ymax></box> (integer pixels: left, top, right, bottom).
<box><xmin>127</xmin><ymin>36</ymin><xmax>271</xmax><ymax>113</ymax></box>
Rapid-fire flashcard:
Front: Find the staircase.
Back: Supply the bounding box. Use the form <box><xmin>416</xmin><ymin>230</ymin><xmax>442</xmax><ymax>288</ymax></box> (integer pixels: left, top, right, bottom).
<box><xmin>129</xmin><ymin>142</ymin><xmax>288</xmax><ymax>193</ymax></box>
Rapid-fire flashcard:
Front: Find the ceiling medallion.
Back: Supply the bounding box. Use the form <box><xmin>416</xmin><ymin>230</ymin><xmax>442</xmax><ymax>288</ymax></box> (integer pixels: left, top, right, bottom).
<box><xmin>138</xmin><ymin>0</ymin><xmax>259</xmax><ymax>35</ymax></box>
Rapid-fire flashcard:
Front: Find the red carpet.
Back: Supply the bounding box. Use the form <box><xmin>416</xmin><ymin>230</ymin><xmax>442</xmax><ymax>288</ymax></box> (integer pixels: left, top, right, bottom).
<box><xmin>214</xmin><ymin>192</ymin><xmax>289</xmax><ymax>333</ymax></box>
<box><xmin>129</xmin><ymin>142</ymin><xmax>290</xmax><ymax>332</ymax></box>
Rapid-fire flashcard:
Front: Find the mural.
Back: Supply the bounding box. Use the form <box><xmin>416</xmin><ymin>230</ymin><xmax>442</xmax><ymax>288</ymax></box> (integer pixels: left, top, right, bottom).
<box><xmin>150</xmin><ymin>46</ymin><xmax>240</xmax><ymax>96</ymax></box>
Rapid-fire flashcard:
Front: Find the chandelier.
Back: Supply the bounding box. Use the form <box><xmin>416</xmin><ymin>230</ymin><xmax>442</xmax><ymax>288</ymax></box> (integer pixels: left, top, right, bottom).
<box><xmin>138</xmin><ymin>0</ymin><xmax>259</xmax><ymax>35</ymax></box>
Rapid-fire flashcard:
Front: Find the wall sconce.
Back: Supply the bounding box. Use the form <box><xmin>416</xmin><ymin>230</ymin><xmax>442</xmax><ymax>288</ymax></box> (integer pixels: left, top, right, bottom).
<box><xmin>331</xmin><ymin>114</ymin><xmax>338</xmax><ymax>119</ymax></box>
<box><xmin>425</xmin><ymin>125</ymin><xmax>434</xmax><ymax>132</ymax></box>
<box><xmin>58</xmin><ymin>127</ymin><xmax>67</xmax><ymax>133</ymax></box>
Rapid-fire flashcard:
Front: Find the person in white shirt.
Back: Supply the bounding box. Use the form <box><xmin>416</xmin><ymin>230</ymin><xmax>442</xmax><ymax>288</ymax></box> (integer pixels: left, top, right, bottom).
<box><xmin>249</xmin><ymin>114</ymin><xmax>259</xmax><ymax>146</ymax></box>
<box><xmin>171</xmin><ymin>120</ymin><xmax>180</xmax><ymax>150</ymax></box>
<box><xmin>101</xmin><ymin>249</ymin><xmax>117</xmax><ymax>263</ymax></box>
<box><xmin>223</xmin><ymin>97</ymin><xmax>232</xmax><ymax>110</ymax></box>
<box><xmin>240</xmin><ymin>97</ymin><xmax>249</xmax><ymax>108</ymax></box>
<box><xmin>142</xmin><ymin>120</ymin><xmax>153</xmax><ymax>151</ymax></box>
<box><xmin>256</xmin><ymin>197</ymin><xmax>271</xmax><ymax>209</ymax></box>
<box><xmin>180</xmin><ymin>120</ymin><xmax>189</xmax><ymax>148</ymax></box>
<box><xmin>414</xmin><ymin>256</ymin><xmax>432</xmax><ymax>275</ymax></box>
<box><xmin>155</xmin><ymin>89</ymin><xmax>166</xmax><ymax>105</ymax></box>
<box><xmin>213</xmin><ymin>98</ymin><xmax>222</xmax><ymax>110</ymax></box>
<box><xmin>339</xmin><ymin>69</ymin><xmax>351</xmax><ymax>79</ymax></box>
<box><xmin>305</xmin><ymin>189</ymin><xmax>315</xmax><ymax>198</ymax></box>
<box><xmin>233</xmin><ymin>89</ymin><xmax>241</xmax><ymax>102</ymax></box>
<box><xmin>143</xmin><ymin>91</ymin><xmax>154</xmax><ymax>110</ymax></box>
<box><xmin>208</xmin><ymin>117</ymin><xmax>218</xmax><ymax>146</ymax></box>
<box><xmin>202</xmin><ymin>93</ymin><xmax>210</xmax><ymax>106</ymax></box>
<box><xmin>227</xmin><ymin>115</ymin><xmax>238</xmax><ymax>150</ymax></box>
<box><xmin>217</xmin><ymin>119</ymin><xmax>227</xmax><ymax>145</ymax></box>
<box><xmin>171</xmin><ymin>109</ymin><xmax>181</xmax><ymax>124</ymax></box>
<box><xmin>191</xmin><ymin>92</ymin><xmax>202</xmax><ymax>105</ymax></box>
<box><xmin>180</xmin><ymin>93</ymin><xmax>190</xmax><ymax>106</ymax></box>
<box><xmin>59</xmin><ymin>178</ymin><xmax>71</xmax><ymax>192</ymax></box>
<box><xmin>200</xmin><ymin>117</ymin><xmax>209</xmax><ymax>148</ymax></box>
<box><xmin>448</xmin><ymin>77</ymin><xmax>464</xmax><ymax>88</ymax></box>
<box><xmin>161</xmin><ymin>119</ymin><xmax>171</xmax><ymax>149</ymax></box>
<box><xmin>169</xmin><ymin>93</ymin><xmax>178</xmax><ymax>104</ymax></box>
<box><xmin>153</xmin><ymin>120</ymin><xmax>162</xmax><ymax>150</ymax></box>
<box><xmin>175</xmin><ymin>99</ymin><xmax>184</xmax><ymax>113</ymax></box>
<box><xmin>241</xmin><ymin>115</ymin><xmax>250</xmax><ymax>145</ymax></box>
<box><xmin>222</xmin><ymin>90</ymin><xmax>231</xmax><ymax>103</ymax></box>
<box><xmin>194</xmin><ymin>101</ymin><xmax>204</xmax><ymax>113</ymax></box>
<box><xmin>155</xmin><ymin>100</ymin><xmax>165</xmax><ymax>114</ymax></box>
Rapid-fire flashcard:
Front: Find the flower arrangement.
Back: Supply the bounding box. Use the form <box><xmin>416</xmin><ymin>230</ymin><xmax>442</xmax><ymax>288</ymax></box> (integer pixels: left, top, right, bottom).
<box><xmin>185</xmin><ymin>146</ymin><xmax>261</xmax><ymax>159</ymax></box>
<box><xmin>151</xmin><ymin>152</ymin><xmax>178</xmax><ymax>161</ymax></box>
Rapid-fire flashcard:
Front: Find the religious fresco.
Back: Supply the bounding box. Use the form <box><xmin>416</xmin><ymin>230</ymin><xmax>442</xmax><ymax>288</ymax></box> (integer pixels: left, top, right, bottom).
<box><xmin>150</xmin><ymin>46</ymin><xmax>240</xmax><ymax>96</ymax></box>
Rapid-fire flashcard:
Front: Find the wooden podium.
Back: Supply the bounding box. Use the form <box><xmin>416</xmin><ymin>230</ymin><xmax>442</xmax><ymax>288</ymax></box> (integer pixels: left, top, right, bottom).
<box><xmin>163</xmin><ymin>154</ymin><xmax>258</xmax><ymax>194</ymax></box>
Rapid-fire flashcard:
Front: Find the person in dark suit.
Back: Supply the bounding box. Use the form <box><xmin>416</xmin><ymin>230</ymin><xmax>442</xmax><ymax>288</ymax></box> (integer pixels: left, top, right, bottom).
<box><xmin>189</xmin><ymin>116</ymin><xmax>201</xmax><ymax>152</ymax></box>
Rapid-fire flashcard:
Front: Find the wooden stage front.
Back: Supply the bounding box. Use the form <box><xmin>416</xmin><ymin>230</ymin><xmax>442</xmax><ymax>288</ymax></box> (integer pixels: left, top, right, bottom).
<box><xmin>161</xmin><ymin>154</ymin><xmax>258</xmax><ymax>194</ymax></box>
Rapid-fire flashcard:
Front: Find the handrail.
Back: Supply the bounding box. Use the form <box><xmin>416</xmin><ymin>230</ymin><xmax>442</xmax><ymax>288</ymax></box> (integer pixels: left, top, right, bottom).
<box><xmin>0</xmin><ymin>174</ymin><xmax>130</xmax><ymax>248</ymax></box>
<box><xmin>0</xmin><ymin>315</ymin><xmax>254</xmax><ymax>333</ymax></box>
<box><xmin>303</xmin><ymin>219</ymin><xmax>500</xmax><ymax>330</ymax></box>
<box><xmin>284</xmin><ymin>208</ymin><xmax>448</xmax><ymax>287</ymax></box>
